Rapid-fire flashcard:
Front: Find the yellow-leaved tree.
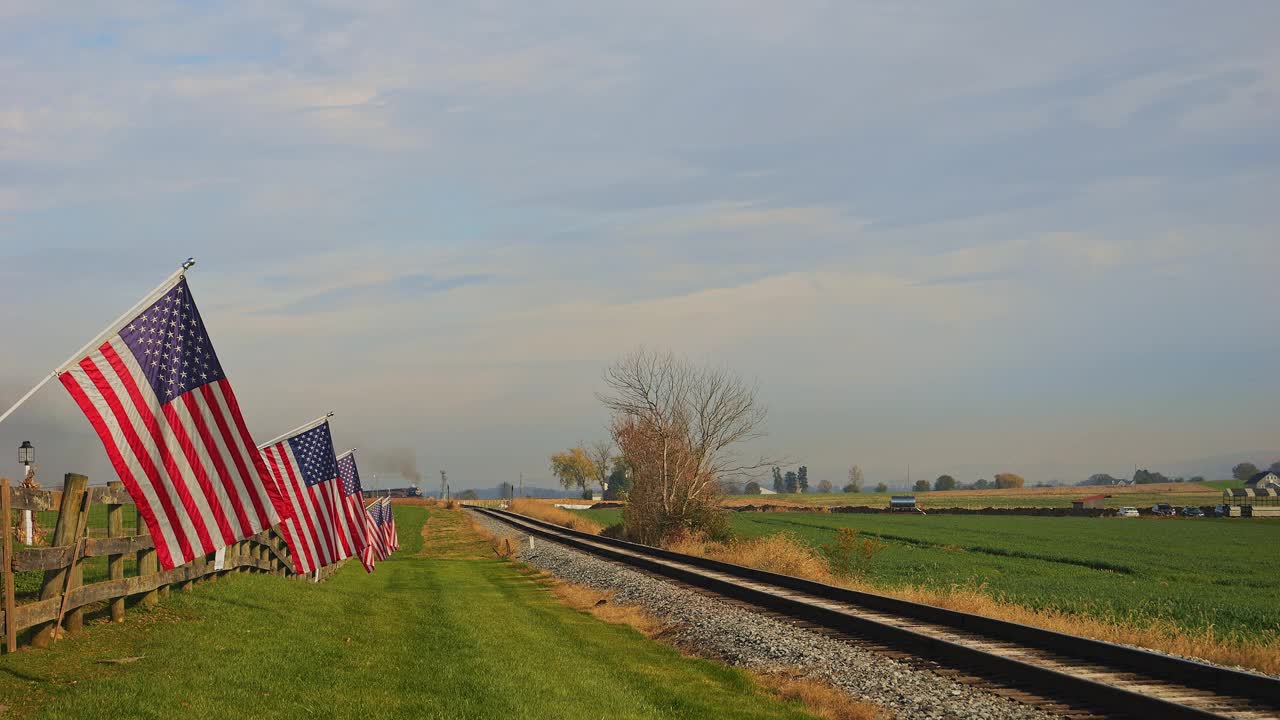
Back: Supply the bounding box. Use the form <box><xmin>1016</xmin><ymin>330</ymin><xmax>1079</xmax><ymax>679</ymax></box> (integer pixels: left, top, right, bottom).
<box><xmin>550</xmin><ymin>447</ymin><xmax>596</xmax><ymax>498</ymax></box>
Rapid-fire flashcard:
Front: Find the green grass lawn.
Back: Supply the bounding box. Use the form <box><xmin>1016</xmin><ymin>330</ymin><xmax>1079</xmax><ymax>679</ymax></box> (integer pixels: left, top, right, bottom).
<box><xmin>574</xmin><ymin>508</ymin><xmax>1279</xmax><ymax>640</ymax></box>
<box><xmin>0</xmin><ymin>505</ymin><xmax>820</xmax><ymax>720</ymax></box>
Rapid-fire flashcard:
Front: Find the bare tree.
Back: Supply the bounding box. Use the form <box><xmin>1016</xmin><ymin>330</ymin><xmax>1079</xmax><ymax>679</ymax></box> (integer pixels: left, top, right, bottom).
<box><xmin>586</xmin><ymin>439</ymin><xmax>614</xmax><ymax>493</ymax></box>
<box><xmin>598</xmin><ymin>348</ymin><xmax>769</xmax><ymax>543</ymax></box>
<box><xmin>845</xmin><ymin>465</ymin><xmax>864</xmax><ymax>493</ymax></box>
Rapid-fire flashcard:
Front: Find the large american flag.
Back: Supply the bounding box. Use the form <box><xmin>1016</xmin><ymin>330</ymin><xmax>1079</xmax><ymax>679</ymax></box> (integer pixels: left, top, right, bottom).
<box><xmin>59</xmin><ymin>277</ymin><xmax>291</xmax><ymax>570</ymax></box>
<box><xmin>336</xmin><ymin>450</ymin><xmax>375</xmax><ymax>573</ymax></box>
<box><xmin>260</xmin><ymin>420</ymin><xmax>352</xmax><ymax>573</ymax></box>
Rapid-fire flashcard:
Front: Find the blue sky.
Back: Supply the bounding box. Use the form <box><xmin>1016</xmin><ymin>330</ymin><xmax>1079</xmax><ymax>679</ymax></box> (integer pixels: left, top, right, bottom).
<box><xmin>1</xmin><ymin>2</ymin><xmax>1277</xmax><ymax>490</ymax></box>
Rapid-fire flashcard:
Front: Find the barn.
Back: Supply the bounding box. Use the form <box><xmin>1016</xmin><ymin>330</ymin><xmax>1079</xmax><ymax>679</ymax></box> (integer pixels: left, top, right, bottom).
<box><xmin>1072</xmin><ymin>494</ymin><xmax>1109</xmax><ymax>510</ymax></box>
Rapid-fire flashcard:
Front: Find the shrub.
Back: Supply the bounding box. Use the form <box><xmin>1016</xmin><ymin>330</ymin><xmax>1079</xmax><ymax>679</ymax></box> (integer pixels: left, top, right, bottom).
<box><xmin>821</xmin><ymin>528</ymin><xmax>886</xmax><ymax>578</ymax></box>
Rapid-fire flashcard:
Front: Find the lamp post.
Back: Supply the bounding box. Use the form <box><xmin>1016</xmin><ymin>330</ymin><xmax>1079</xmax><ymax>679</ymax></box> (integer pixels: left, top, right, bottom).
<box><xmin>18</xmin><ymin>441</ymin><xmax>34</xmax><ymax>544</ymax></box>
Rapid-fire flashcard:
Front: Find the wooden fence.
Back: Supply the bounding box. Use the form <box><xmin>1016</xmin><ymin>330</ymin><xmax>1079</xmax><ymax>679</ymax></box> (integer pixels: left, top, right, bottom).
<box><xmin>0</xmin><ymin>473</ymin><xmax>324</xmax><ymax>653</ymax></box>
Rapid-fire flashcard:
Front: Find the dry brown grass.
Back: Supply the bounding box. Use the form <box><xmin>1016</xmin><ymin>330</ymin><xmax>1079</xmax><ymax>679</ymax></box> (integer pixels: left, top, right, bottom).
<box><xmin>510</xmin><ymin>498</ymin><xmax>605</xmax><ymax>534</ymax></box>
<box><xmin>550</xmin><ymin>583</ymin><xmax>670</xmax><ymax>637</ymax></box>
<box><xmin>667</xmin><ymin>531</ymin><xmax>1280</xmax><ymax>676</ymax></box>
<box><xmin>752</xmin><ymin>671</ymin><xmax>888</xmax><ymax>720</ymax></box>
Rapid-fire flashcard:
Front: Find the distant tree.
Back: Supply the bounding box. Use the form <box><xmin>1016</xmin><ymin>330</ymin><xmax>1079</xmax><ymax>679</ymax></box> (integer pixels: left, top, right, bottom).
<box><xmin>497</xmin><ymin>481</ymin><xmax>514</xmax><ymax>499</ymax></box>
<box><xmin>1233</xmin><ymin>462</ymin><xmax>1260</xmax><ymax>482</ymax></box>
<box><xmin>933</xmin><ymin>474</ymin><xmax>957</xmax><ymax>491</ymax></box>
<box><xmin>846</xmin><ymin>465</ymin><xmax>864</xmax><ymax>493</ymax></box>
<box><xmin>744</xmin><ymin>481</ymin><xmax>762</xmax><ymax>495</ymax></box>
<box><xmin>874</xmin><ymin>482</ymin><xmax>888</xmax><ymax>493</ymax></box>
<box><xmin>817</xmin><ymin>478</ymin><xmax>833</xmax><ymax>493</ymax></box>
<box><xmin>586</xmin><ymin>439</ymin><xmax>615</xmax><ymax>494</ymax></box>
<box><xmin>1082</xmin><ymin>473</ymin><xmax>1118</xmax><ymax>486</ymax></box>
<box><xmin>912</xmin><ymin>479</ymin><xmax>930</xmax><ymax>492</ymax></box>
<box><xmin>458</xmin><ymin>489</ymin><xmax>479</xmax><ymax>501</ymax></box>
<box><xmin>784</xmin><ymin>470</ymin><xmax>799</xmax><ymax>493</ymax></box>
<box><xmin>1133</xmin><ymin>468</ymin><xmax>1169</xmax><ymax>485</ymax></box>
<box><xmin>551</xmin><ymin>447</ymin><xmax>595</xmax><ymax>495</ymax></box>
<box><xmin>1188</xmin><ymin>475</ymin><xmax>1206</xmax><ymax>484</ymax></box>
<box><xmin>797</xmin><ymin>466</ymin><xmax>809</xmax><ymax>493</ymax></box>
<box><xmin>994</xmin><ymin>472</ymin><xmax>1025</xmax><ymax>489</ymax></box>
<box><xmin>605</xmin><ymin>459</ymin><xmax>632</xmax><ymax>500</ymax></box>
<box><xmin>772</xmin><ymin>466</ymin><xmax>784</xmax><ymax>493</ymax></box>
<box><xmin>973</xmin><ymin>478</ymin><xmax>991</xmax><ymax>490</ymax></box>
<box><xmin>1271</xmin><ymin>461</ymin><xmax>1280</xmax><ymax>474</ymax></box>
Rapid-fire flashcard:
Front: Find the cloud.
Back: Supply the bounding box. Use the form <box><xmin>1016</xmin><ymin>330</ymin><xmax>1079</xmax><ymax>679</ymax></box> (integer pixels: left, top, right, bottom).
<box><xmin>1</xmin><ymin>1</ymin><xmax>1278</xmax><ymax>490</ymax></box>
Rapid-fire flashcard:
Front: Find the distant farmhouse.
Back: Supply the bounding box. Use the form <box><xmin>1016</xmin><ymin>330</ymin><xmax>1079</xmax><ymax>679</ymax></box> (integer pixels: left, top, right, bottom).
<box><xmin>1246</xmin><ymin>471</ymin><xmax>1280</xmax><ymax>491</ymax></box>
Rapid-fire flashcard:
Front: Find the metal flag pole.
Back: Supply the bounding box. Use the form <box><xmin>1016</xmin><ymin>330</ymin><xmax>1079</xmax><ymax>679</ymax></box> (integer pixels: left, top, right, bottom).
<box><xmin>0</xmin><ymin>258</ymin><xmax>195</xmax><ymax>427</ymax></box>
<box><xmin>257</xmin><ymin>412</ymin><xmax>335</xmax><ymax>450</ymax></box>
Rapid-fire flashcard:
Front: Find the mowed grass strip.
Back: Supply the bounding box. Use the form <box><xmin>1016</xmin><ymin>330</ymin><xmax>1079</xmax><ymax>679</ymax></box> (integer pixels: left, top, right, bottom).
<box><xmin>0</xmin><ymin>505</ymin><xmax>820</xmax><ymax>720</ymax></box>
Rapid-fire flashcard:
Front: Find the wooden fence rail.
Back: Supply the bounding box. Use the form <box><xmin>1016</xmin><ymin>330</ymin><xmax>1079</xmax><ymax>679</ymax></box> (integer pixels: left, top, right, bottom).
<box><xmin>0</xmin><ymin>473</ymin><xmax>323</xmax><ymax>653</ymax></box>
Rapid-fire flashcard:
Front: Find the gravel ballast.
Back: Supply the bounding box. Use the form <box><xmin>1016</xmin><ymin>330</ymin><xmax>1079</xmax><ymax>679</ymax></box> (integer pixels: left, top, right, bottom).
<box><xmin>470</xmin><ymin>511</ymin><xmax>1062</xmax><ymax>720</ymax></box>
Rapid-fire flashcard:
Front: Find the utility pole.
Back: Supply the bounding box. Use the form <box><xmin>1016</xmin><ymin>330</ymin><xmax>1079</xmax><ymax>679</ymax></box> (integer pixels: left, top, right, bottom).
<box><xmin>519</xmin><ymin>472</ymin><xmax>523</xmax><ymax>498</ymax></box>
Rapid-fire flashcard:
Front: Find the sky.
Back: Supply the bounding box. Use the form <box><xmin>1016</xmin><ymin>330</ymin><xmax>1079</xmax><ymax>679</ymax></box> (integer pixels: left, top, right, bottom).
<box><xmin>1</xmin><ymin>1</ymin><xmax>1277</xmax><ymax>491</ymax></box>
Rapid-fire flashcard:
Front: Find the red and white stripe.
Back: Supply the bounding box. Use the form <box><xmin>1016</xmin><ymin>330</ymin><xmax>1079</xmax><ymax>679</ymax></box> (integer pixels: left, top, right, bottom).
<box><xmin>366</xmin><ymin>498</ymin><xmax>389</xmax><ymax>561</ymax></box>
<box><xmin>60</xmin><ymin>337</ymin><xmax>285</xmax><ymax>570</ymax></box>
<box><xmin>386</xmin><ymin>502</ymin><xmax>399</xmax><ymax>552</ymax></box>
<box><xmin>260</xmin><ymin>441</ymin><xmax>351</xmax><ymax>573</ymax></box>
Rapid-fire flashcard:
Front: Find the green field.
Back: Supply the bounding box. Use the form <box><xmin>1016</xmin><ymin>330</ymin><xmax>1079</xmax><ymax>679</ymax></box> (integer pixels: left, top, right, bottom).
<box><xmin>725</xmin><ymin>487</ymin><xmax>1225</xmax><ymax>510</ymax></box>
<box><xmin>574</xmin><ymin>508</ymin><xmax>1280</xmax><ymax>640</ymax></box>
<box><xmin>0</xmin><ymin>505</ymin><xmax>821</xmax><ymax>720</ymax></box>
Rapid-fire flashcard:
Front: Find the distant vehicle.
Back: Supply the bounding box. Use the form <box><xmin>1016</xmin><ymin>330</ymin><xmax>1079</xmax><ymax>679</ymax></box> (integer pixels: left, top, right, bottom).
<box><xmin>1213</xmin><ymin>504</ymin><xmax>1232</xmax><ymax>517</ymax></box>
<box><xmin>1118</xmin><ymin>507</ymin><xmax>1140</xmax><ymax>517</ymax></box>
<box><xmin>1181</xmin><ymin>506</ymin><xmax>1204</xmax><ymax>517</ymax></box>
<box><xmin>1151</xmin><ymin>503</ymin><xmax>1175</xmax><ymax>517</ymax></box>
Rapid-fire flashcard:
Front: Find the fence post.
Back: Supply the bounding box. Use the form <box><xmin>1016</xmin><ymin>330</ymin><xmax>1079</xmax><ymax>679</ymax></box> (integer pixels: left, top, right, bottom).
<box><xmin>106</xmin><ymin>481</ymin><xmax>125</xmax><ymax>623</ymax></box>
<box><xmin>2</xmin><ymin>478</ymin><xmax>16</xmax><ymax>653</ymax></box>
<box><xmin>31</xmin><ymin>473</ymin><xmax>88</xmax><ymax>647</ymax></box>
<box><xmin>136</xmin><ymin>523</ymin><xmax>158</xmax><ymax>608</ymax></box>
<box><xmin>62</xmin><ymin>488</ymin><xmax>91</xmax><ymax>635</ymax></box>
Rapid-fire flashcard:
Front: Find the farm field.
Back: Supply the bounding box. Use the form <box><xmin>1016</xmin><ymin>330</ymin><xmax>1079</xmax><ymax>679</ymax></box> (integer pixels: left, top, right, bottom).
<box><xmin>720</xmin><ymin>482</ymin><xmax>1226</xmax><ymax>510</ymax></box>
<box><xmin>0</xmin><ymin>505</ymin><xmax>824</xmax><ymax>720</ymax></box>
<box><xmin>573</xmin><ymin>508</ymin><xmax>1280</xmax><ymax>643</ymax></box>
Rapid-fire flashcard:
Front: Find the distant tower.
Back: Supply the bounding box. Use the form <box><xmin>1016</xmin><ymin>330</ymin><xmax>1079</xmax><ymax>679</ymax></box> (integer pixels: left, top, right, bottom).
<box><xmin>440</xmin><ymin>470</ymin><xmax>447</xmax><ymax>500</ymax></box>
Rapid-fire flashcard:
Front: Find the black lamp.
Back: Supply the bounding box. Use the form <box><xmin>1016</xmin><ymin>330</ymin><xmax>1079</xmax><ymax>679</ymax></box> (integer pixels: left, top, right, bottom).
<box><xmin>18</xmin><ymin>441</ymin><xmax>34</xmax><ymax>466</ymax></box>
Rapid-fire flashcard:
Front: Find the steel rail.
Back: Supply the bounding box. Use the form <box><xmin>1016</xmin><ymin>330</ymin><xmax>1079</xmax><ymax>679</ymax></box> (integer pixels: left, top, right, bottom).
<box><xmin>473</xmin><ymin>506</ymin><xmax>1280</xmax><ymax>720</ymax></box>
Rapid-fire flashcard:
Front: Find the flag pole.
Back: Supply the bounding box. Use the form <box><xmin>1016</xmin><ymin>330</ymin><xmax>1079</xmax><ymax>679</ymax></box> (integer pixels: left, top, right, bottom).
<box><xmin>0</xmin><ymin>258</ymin><xmax>195</xmax><ymax>427</ymax></box>
<box><xmin>257</xmin><ymin>412</ymin><xmax>335</xmax><ymax>449</ymax></box>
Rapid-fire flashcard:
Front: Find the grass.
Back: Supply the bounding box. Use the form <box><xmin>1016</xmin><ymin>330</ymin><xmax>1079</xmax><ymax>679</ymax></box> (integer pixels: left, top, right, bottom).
<box><xmin>508</xmin><ymin>498</ymin><xmax>605</xmax><ymax>534</ymax></box>
<box><xmin>0</xmin><ymin>504</ymin><xmax>832</xmax><ymax>720</ymax></box>
<box><xmin>572</xmin><ymin>506</ymin><xmax>1280</xmax><ymax>674</ymax></box>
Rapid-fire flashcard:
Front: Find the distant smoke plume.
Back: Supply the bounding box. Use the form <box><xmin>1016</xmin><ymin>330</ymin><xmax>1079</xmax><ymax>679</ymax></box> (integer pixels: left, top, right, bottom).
<box><xmin>365</xmin><ymin>447</ymin><xmax>422</xmax><ymax>486</ymax></box>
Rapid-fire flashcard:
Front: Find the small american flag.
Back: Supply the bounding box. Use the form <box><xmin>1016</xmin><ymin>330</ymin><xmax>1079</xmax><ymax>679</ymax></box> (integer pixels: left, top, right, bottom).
<box><xmin>60</xmin><ymin>276</ymin><xmax>291</xmax><ymax>570</ymax></box>
<box><xmin>336</xmin><ymin>450</ymin><xmax>375</xmax><ymax>573</ymax></box>
<box><xmin>386</xmin><ymin>498</ymin><xmax>399</xmax><ymax>552</ymax></box>
<box><xmin>367</xmin><ymin>497</ymin><xmax>392</xmax><ymax>560</ymax></box>
<box><xmin>260</xmin><ymin>420</ymin><xmax>353</xmax><ymax>573</ymax></box>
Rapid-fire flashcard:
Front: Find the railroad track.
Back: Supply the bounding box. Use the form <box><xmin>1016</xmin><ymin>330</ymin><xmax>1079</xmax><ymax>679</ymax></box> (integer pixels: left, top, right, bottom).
<box><xmin>471</xmin><ymin>506</ymin><xmax>1280</xmax><ymax>720</ymax></box>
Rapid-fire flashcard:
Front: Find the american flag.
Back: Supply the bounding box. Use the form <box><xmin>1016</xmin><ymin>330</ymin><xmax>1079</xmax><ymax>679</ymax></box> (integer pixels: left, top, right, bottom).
<box><xmin>386</xmin><ymin>498</ymin><xmax>399</xmax><ymax>552</ymax></box>
<box><xmin>59</xmin><ymin>277</ymin><xmax>291</xmax><ymax>570</ymax></box>
<box><xmin>260</xmin><ymin>420</ymin><xmax>352</xmax><ymax>573</ymax></box>
<box><xmin>367</xmin><ymin>497</ymin><xmax>392</xmax><ymax>560</ymax></box>
<box><xmin>336</xmin><ymin>450</ymin><xmax>375</xmax><ymax>573</ymax></box>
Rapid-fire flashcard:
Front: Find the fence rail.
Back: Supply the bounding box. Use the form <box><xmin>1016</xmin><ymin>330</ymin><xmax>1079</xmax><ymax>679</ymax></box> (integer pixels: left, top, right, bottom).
<box><xmin>1</xmin><ymin>473</ymin><xmax>325</xmax><ymax>653</ymax></box>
